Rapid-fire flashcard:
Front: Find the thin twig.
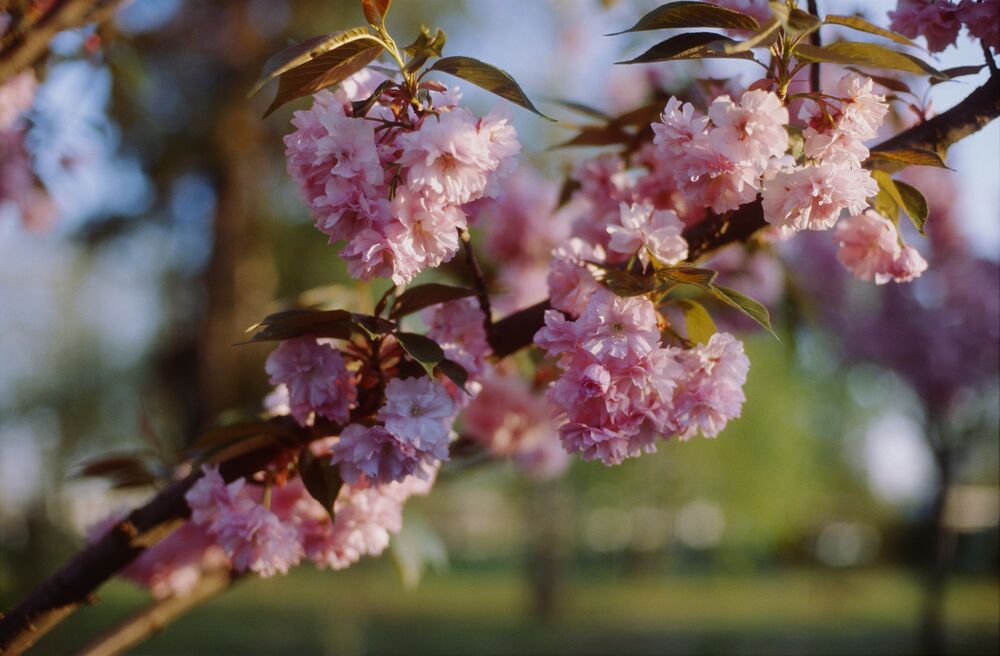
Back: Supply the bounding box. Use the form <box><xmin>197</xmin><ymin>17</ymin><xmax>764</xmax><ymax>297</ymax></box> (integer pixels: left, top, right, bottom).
<box><xmin>807</xmin><ymin>0</ymin><xmax>821</xmax><ymax>95</ymax></box>
<box><xmin>459</xmin><ymin>228</ymin><xmax>494</xmax><ymax>345</ymax></box>
<box><xmin>983</xmin><ymin>41</ymin><xmax>998</xmax><ymax>77</ymax></box>
<box><xmin>76</xmin><ymin>571</ymin><xmax>240</xmax><ymax>656</ymax></box>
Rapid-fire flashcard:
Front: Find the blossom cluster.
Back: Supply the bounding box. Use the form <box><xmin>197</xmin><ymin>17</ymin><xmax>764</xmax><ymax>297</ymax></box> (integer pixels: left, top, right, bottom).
<box><xmin>284</xmin><ymin>71</ymin><xmax>519</xmax><ymax>285</ymax></box>
<box><xmin>653</xmin><ymin>90</ymin><xmax>789</xmax><ymax>215</ymax></box>
<box><xmin>535</xmin><ymin>287</ymin><xmax>749</xmax><ymax>466</ymax></box>
<box><xmin>834</xmin><ymin>210</ymin><xmax>928</xmax><ymax>284</ymax></box>
<box><xmin>888</xmin><ymin>0</ymin><xmax>999</xmax><ymax>52</ymax></box>
<box><xmin>0</xmin><ymin>71</ymin><xmax>55</xmax><ymax>231</ymax></box>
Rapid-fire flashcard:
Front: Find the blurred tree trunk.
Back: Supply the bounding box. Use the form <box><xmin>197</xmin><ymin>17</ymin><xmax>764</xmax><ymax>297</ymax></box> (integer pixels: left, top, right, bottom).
<box><xmin>919</xmin><ymin>428</ymin><xmax>954</xmax><ymax>656</ymax></box>
<box><xmin>194</xmin><ymin>2</ymin><xmax>278</xmax><ymax>434</ymax></box>
<box><xmin>525</xmin><ymin>480</ymin><xmax>569</xmax><ymax>624</ymax></box>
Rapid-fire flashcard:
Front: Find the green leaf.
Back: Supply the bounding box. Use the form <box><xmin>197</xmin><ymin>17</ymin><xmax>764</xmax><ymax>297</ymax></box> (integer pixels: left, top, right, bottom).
<box><xmin>723</xmin><ymin>17</ymin><xmax>780</xmax><ymax>53</ymax></box>
<box><xmin>710</xmin><ymin>284</ymin><xmax>777</xmax><ymax>338</ymax></box>
<box><xmin>676</xmin><ymin>299</ymin><xmax>716</xmax><ymax>345</ymax></box>
<box><xmin>872</xmin><ymin>184</ymin><xmax>900</xmax><ymax>222</ymax></box>
<box><xmin>299</xmin><ymin>448</ymin><xmax>343</xmax><ymax>521</ymax></box>
<box><xmin>867</xmin><ymin>147</ymin><xmax>948</xmax><ymax>170</ymax></box>
<box><xmin>608</xmin><ymin>1</ymin><xmax>759</xmax><ymax>35</ymax></box>
<box><xmin>872</xmin><ymin>170</ymin><xmax>907</xmax><ymax>224</ymax></box>
<box><xmin>351</xmin><ymin>79</ymin><xmax>396</xmax><ymax>117</ymax></box>
<box><xmin>259</xmin><ymin>30</ymin><xmax>387</xmax><ymax>117</ymax></box>
<box><xmin>597</xmin><ymin>268</ymin><xmax>659</xmax><ymax>297</ymax></box>
<box><xmin>395</xmin><ymin>332</ymin><xmax>445</xmax><ymax>377</ymax></box>
<box><xmin>436</xmin><ymin>358</ymin><xmax>471</xmax><ymax>395</ymax></box>
<box><xmin>404</xmin><ymin>25</ymin><xmax>447</xmax><ymax>73</ymax></box>
<box><xmin>390</xmin><ymin>283</ymin><xmax>478</xmax><ymax>319</ymax></box>
<box><xmin>766</xmin><ymin>0</ymin><xmax>823</xmax><ymax>35</ymax></box>
<box><xmin>823</xmin><ymin>15</ymin><xmax>918</xmax><ymax>48</ymax></box>
<box><xmin>893</xmin><ymin>180</ymin><xmax>929</xmax><ymax>236</ymax></box>
<box><xmin>656</xmin><ymin>266</ymin><xmax>719</xmax><ymax>288</ymax></box>
<box><xmin>426</xmin><ymin>56</ymin><xmax>554</xmax><ymax>120</ymax></box>
<box><xmin>793</xmin><ymin>42</ymin><xmax>948</xmax><ymax>79</ymax></box>
<box><xmin>618</xmin><ymin>32</ymin><xmax>754</xmax><ymax>64</ymax></box>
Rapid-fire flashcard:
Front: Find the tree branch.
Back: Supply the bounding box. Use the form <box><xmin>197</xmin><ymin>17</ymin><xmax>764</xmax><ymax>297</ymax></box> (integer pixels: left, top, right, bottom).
<box><xmin>459</xmin><ymin>228</ymin><xmax>494</xmax><ymax>345</ymax></box>
<box><xmin>76</xmin><ymin>570</ymin><xmax>239</xmax><ymax>656</ymax></box>
<box><xmin>0</xmin><ymin>0</ymin><xmax>126</xmax><ymax>84</ymax></box>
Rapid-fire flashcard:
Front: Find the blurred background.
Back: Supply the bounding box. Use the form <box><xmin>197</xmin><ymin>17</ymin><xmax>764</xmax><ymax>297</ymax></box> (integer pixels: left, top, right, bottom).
<box><xmin>0</xmin><ymin>1</ymin><xmax>997</xmax><ymax>654</ymax></box>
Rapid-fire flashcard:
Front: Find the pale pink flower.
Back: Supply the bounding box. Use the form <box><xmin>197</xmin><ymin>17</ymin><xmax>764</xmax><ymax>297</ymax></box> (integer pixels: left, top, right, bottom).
<box><xmin>707</xmin><ymin>90</ymin><xmax>789</xmax><ymax>167</ymax></box>
<box><xmin>391</xmin><ymin>191</ymin><xmax>464</xmax><ymax>279</ymax></box>
<box><xmin>959</xmin><ymin>0</ymin><xmax>1000</xmax><ymax>50</ymax></box>
<box><xmin>653</xmin><ymin>97</ymin><xmax>710</xmax><ymax>153</ymax></box>
<box><xmin>476</xmin><ymin>109</ymin><xmax>521</xmax><ymax>196</ymax></box>
<box><xmin>762</xmin><ymin>163</ymin><xmax>877</xmax><ymax>232</ymax></box>
<box><xmin>547</xmin><ymin>238</ymin><xmax>604</xmax><ymax>316</ymax></box>
<box><xmin>607</xmin><ymin>202</ymin><xmax>688</xmax><ymax>267</ymax></box>
<box><xmin>427</xmin><ymin>298</ymin><xmax>492</xmax><ymax>381</ymax></box>
<box><xmin>461</xmin><ymin>371</ymin><xmax>561</xmax><ymax>463</ymax></box>
<box><xmin>186</xmin><ymin>467</ymin><xmax>303</xmax><ymax>577</ymax></box>
<box><xmin>802</xmin><ymin>126</ymin><xmax>871</xmax><ymax>169</ymax></box>
<box><xmin>331</xmin><ymin>424</ymin><xmax>437</xmax><ymax>486</ymax></box>
<box><xmin>377</xmin><ymin>377</ymin><xmax>455</xmax><ymax>452</ymax></box>
<box><xmin>0</xmin><ymin>71</ymin><xmax>36</xmax><ymax>132</ymax></box>
<box><xmin>889</xmin><ymin>244</ymin><xmax>929</xmax><ymax>282</ymax></box>
<box><xmin>578</xmin><ymin>288</ymin><xmax>661</xmax><ymax>361</ymax></box>
<box><xmin>340</xmin><ymin>222</ymin><xmax>411</xmax><ymax>283</ymax></box>
<box><xmin>568</xmin><ymin>154</ymin><xmax>636</xmax><ymax>247</ymax></box>
<box><xmin>888</xmin><ymin>0</ymin><xmax>962</xmax><ymax>52</ymax></box>
<box><xmin>397</xmin><ymin>107</ymin><xmax>495</xmax><ymax>206</ymax></box>
<box><xmin>837</xmin><ymin>73</ymin><xmax>889</xmax><ymax>141</ymax></box>
<box><xmin>534</xmin><ymin>309</ymin><xmax>583</xmax><ymax>363</ymax></box>
<box><xmin>834</xmin><ymin>210</ymin><xmax>902</xmax><ymax>283</ymax></box>
<box><xmin>671</xmin><ymin>333</ymin><xmax>750</xmax><ymax>439</ymax></box>
<box><xmin>558</xmin><ymin>423</ymin><xmax>633</xmax><ymax>466</ymax></box>
<box><xmin>265</xmin><ymin>337</ymin><xmax>356</xmax><ymax>426</ymax></box>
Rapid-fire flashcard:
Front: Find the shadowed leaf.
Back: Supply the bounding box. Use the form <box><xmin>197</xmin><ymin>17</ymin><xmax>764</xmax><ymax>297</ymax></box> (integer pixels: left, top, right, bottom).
<box><xmin>619</xmin><ymin>32</ymin><xmax>753</xmax><ymax>63</ymax></box>
<box><xmin>427</xmin><ymin>56</ymin><xmax>554</xmax><ymax>120</ymax></box>
<box><xmin>793</xmin><ymin>42</ymin><xmax>948</xmax><ymax>79</ymax></box>
<box><xmin>390</xmin><ymin>283</ymin><xmax>477</xmax><ymax>319</ymax></box>
<box><xmin>299</xmin><ymin>449</ymin><xmax>343</xmax><ymax>521</ymax></box>
<box><xmin>396</xmin><ymin>332</ymin><xmax>445</xmax><ymax>377</ymax></box>
<box><xmin>436</xmin><ymin>358</ymin><xmax>471</xmax><ymax>395</ymax></box>
<box><xmin>261</xmin><ymin>32</ymin><xmax>386</xmax><ymax>117</ymax></box>
<box><xmin>608</xmin><ymin>1</ymin><xmax>759</xmax><ymax>35</ymax></box>
<box><xmin>657</xmin><ymin>266</ymin><xmax>719</xmax><ymax>288</ymax></box>
<box><xmin>824</xmin><ymin>15</ymin><xmax>918</xmax><ymax>48</ymax></box>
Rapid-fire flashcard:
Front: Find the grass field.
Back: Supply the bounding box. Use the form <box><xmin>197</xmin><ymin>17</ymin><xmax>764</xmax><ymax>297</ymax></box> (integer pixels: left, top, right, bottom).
<box><xmin>32</xmin><ymin>564</ymin><xmax>999</xmax><ymax>655</ymax></box>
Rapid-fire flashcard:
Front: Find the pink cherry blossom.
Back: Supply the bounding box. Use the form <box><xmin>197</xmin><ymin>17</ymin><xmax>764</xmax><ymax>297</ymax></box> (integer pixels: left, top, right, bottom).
<box><xmin>653</xmin><ymin>97</ymin><xmax>710</xmax><ymax>152</ymax></box>
<box><xmin>834</xmin><ymin>210</ymin><xmax>902</xmax><ymax>283</ymax></box>
<box><xmin>331</xmin><ymin>423</ymin><xmax>440</xmax><ymax>486</ymax></box>
<box><xmin>397</xmin><ymin>107</ymin><xmax>495</xmax><ymax>206</ymax></box>
<box><xmin>959</xmin><ymin>0</ymin><xmax>1000</xmax><ymax>50</ymax></box>
<box><xmin>888</xmin><ymin>0</ymin><xmax>962</xmax><ymax>52</ymax></box>
<box><xmin>427</xmin><ymin>298</ymin><xmax>492</xmax><ymax>381</ymax></box>
<box><xmin>671</xmin><ymin>333</ymin><xmax>750</xmax><ymax>439</ymax></box>
<box><xmin>0</xmin><ymin>71</ymin><xmax>37</xmax><ymax>132</ymax></box>
<box><xmin>889</xmin><ymin>244</ymin><xmax>929</xmax><ymax>282</ymax></box>
<box><xmin>607</xmin><ymin>202</ymin><xmax>688</xmax><ymax>267</ymax></box>
<box><xmin>185</xmin><ymin>467</ymin><xmax>303</xmax><ymax>577</ymax></box>
<box><xmin>558</xmin><ymin>423</ymin><xmax>633</xmax><ymax>466</ymax></box>
<box><xmin>391</xmin><ymin>191</ymin><xmax>465</xmax><ymax>280</ymax></box>
<box><xmin>265</xmin><ymin>337</ymin><xmax>356</xmax><ymax>426</ymax></box>
<box><xmin>577</xmin><ymin>288</ymin><xmax>660</xmax><ymax>361</ymax></box>
<box><xmin>707</xmin><ymin>90</ymin><xmax>789</xmax><ymax>167</ymax></box>
<box><xmin>762</xmin><ymin>163</ymin><xmax>878</xmax><ymax>232</ymax></box>
<box><xmin>837</xmin><ymin>73</ymin><xmax>889</xmax><ymax>140</ymax></box>
<box><xmin>377</xmin><ymin>377</ymin><xmax>455</xmax><ymax>453</ymax></box>
<box><xmin>548</xmin><ymin>238</ymin><xmax>604</xmax><ymax>316</ymax></box>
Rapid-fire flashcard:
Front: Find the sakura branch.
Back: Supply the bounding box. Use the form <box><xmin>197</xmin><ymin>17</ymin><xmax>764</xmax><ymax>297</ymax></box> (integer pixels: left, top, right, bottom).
<box><xmin>2</xmin><ymin>0</ymin><xmax>999</xmax><ymax>653</ymax></box>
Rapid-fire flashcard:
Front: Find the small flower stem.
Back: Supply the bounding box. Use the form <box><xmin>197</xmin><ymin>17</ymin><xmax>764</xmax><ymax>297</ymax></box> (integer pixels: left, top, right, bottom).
<box><xmin>459</xmin><ymin>228</ymin><xmax>494</xmax><ymax>345</ymax></box>
<box><xmin>806</xmin><ymin>0</ymin><xmax>822</xmax><ymax>94</ymax></box>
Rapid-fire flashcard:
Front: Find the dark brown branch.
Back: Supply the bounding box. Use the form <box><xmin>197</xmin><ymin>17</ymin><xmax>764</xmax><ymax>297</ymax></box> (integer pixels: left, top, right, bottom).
<box><xmin>459</xmin><ymin>228</ymin><xmax>494</xmax><ymax>345</ymax></box>
<box><xmin>0</xmin><ymin>0</ymin><xmax>125</xmax><ymax>84</ymax></box>
<box><xmin>76</xmin><ymin>570</ymin><xmax>239</xmax><ymax>656</ymax></box>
